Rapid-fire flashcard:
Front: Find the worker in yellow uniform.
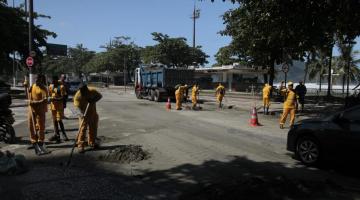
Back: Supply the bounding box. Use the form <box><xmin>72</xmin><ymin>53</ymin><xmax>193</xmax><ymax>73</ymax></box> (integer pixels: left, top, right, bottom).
<box><xmin>215</xmin><ymin>83</ymin><xmax>225</xmax><ymax>108</ymax></box>
<box><xmin>48</xmin><ymin>75</ymin><xmax>69</xmax><ymax>143</ymax></box>
<box><xmin>279</xmin><ymin>82</ymin><xmax>297</xmax><ymax>129</ymax></box>
<box><xmin>74</xmin><ymin>84</ymin><xmax>102</xmax><ymax>153</ymax></box>
<box><xmin>175</xmin><ymin>84</ymin><xmax>187</xmax><ymax>110</ymax></box>
<box><xmin>191</xmin><ymin>83</ymin><xmax>200</xmax><ymax>110</ymax></box>
<box><xmin>262</xmin><ymin>83</ymin><xmax>272</xmax><ymax>115</ymax></box>
<box><xmin>28</xmin><ymin>74</ymin><xmax>49</xmax><ymax>155</ymax></box>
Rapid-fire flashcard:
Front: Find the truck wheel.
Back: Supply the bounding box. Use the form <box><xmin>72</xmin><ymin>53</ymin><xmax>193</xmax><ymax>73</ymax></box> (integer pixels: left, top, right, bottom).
<box><xmin>154</xmin><ymin>90</ymin><xmax>161</xmax><ymax>102</ymax></box>
<box><xmin>150</xmin><ymin>90</ymin><xmax>155</xmax><ymax>101</ymax></box>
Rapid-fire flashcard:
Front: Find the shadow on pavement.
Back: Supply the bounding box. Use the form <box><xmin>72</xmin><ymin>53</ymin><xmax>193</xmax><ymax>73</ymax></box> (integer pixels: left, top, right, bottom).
<box><xmin>1</xmin><ymin>153</ymin><xmax>360</xmax><ymax>200</ymax></box>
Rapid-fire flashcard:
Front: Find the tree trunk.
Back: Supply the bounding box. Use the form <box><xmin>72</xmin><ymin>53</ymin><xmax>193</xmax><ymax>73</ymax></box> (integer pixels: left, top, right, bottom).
<box><xmin>263</xmin><ymin>73</ymin><xmax>268</xmax><ymax>84</ymax></box>
<box><xmin>268</xmin><ymin>60</ymin><xmax>275</xmax><ymax>86</ymax></box>
<box><xmin>319</xmin><ymin>73</ymin><xmax>322</xmax><ymax>92</ymax></box>
<box><xmin>342</xmin><ymin>74</ymin><xmax>345</xmax><ymax>94</ymax></box>
<box><xmin>327</xmin><ymin>46</ymin><xmax>333</xmax><ymax>97</ymax></box>
<box><xmin>303</xmin><ymin>64</ymin><xmax>308</xmax><ymax>84</ymax></box>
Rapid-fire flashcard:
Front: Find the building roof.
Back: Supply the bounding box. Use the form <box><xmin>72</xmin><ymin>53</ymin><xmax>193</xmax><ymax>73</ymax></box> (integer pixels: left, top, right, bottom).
<box><xmin>195</xmin><ymin>64</ymin><xmax>268</xmax><ymax>74</ymax></box>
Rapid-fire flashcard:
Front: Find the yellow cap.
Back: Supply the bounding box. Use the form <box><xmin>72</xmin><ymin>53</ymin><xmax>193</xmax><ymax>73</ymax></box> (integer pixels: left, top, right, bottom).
<box><xmin>288</xmin><ymin>81</ymin><xmax>293</xmax><ymax>86</ymax></box>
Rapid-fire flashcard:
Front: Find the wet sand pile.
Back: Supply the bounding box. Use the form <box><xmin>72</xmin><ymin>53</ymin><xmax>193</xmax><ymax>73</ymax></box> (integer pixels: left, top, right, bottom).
<box><xmin>98</xmin><ymin>145</ymin><xmax>150</xmax><ymax>163</ymax></box>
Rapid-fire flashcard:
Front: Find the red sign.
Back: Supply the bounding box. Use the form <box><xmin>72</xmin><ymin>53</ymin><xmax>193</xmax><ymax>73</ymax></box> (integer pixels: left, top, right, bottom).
<box><xmin>26</xmin><ymin>57</ymin><xmax>34</xmax><ymax>67</ymax></box>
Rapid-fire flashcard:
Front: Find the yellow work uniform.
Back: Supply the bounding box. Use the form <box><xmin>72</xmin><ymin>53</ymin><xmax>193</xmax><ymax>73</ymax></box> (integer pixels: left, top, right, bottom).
<box><xmin>49</xmin><ymin>84</ymin><xmax>66</xmax><ymax>121</ymax></box>
<box><xmin>216</xmin><ymin>85</ymin><xmax>225</xmax><ymax>104</ymax></box>
<box><xmin>262</xmin><ymin>85</ymin><xmax>272</xmax><ymax>107</ymax></box>
<box><xmin>74</xmin><ymin>87</ymin><xmax>102</xmax><ymax>148</ymax></box>
<box><xmin>191</xmin><ymin>85</ymin><xmax>199</xmax><ymax>108</ymax></box>
<box><xmin>279</xmin><ymin>89</ymin><xmax>297</xmax><ymax>126</ymax></box>
<box><xmin>28</xmin><ymin>84</ymin><xmax>48</xmax><ymax>143</ymax></box>
<box><xmin>175</xmin><ymin>86</ymin><xmax>187</xmax><ymax>110</ymax></box>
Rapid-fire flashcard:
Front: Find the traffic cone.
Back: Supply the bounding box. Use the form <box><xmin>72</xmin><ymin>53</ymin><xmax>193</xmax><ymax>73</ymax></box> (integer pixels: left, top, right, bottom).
<box><xmin>166</xmin><ymin>97</ymin><xmax>171</xmax><ymax>110</ymax></box>
<box><xmin>249</xmin><ymin>107</ymin><xmax>261</xmax><ymax>126</ymax></box>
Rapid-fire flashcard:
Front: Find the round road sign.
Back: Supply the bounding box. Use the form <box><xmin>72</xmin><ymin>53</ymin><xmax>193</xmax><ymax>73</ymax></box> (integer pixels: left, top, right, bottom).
<box><xmin>282</xmin><ymin>63</ymin><xmax>289</xmax><ymax>73</ymax></box>
<box><xmin>26</xmin><ymin>57</ymin><xmax>34</xmax><ymax>67</ymax></box>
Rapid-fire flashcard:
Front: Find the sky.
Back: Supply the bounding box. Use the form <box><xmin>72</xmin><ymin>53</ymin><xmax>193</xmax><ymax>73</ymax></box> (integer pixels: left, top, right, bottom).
<box><xmin>22</xmin><ymin>0</ymin><xmax>238</xmax><ymax>65</ymax></box>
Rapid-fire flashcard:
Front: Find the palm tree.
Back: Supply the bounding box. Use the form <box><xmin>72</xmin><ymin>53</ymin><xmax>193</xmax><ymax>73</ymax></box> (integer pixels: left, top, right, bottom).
<box><xmin>336</xmin><ymin>37</ymin><xmax>360</xmax><ymax>96</ymax></box>
<box><xmin>307</xmin><ymin>50</ymin><xmax>328</xmax><ymax>92</ymax></box>
<box><xmin>331</xmin><ymin>54</ymin><xmax>360</xmax><ymax>94</ymax></box>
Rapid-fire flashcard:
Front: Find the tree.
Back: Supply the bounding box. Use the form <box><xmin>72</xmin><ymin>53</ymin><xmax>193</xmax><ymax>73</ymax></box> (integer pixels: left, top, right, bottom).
<box><xmin>82</xmin><ymin>36</ymin><xmax>142</xmax><ymax>81</ymax></box>
<box><xmin>42</xmin><ymin>44</ymin><xmax>95</xmax><ymax>77</ymax></box>
<box><xmin>0</xmin><ymin>1</ymin><xmax>56</xmax><ymax>76</ymax></box>
<box><xmin>214</xmin><ymin>45</ymin><xmax>238</xmax><ymax>66</ymax></box>
<box><xmin>144</xmin><ymin>32</ymin><xmax>208</xmax><ymax>68</ymax></box>
<box><xmin>307</xmin><ymin>50</ymin><xmax>328</xmax><ymax>92</ymax></box>
<box><xmin>213</xmin><ymin>0</ymin><xmax>360</xmax><ymax>91</ymax></box>
<box><xmin>332</xmin><ymin>38</ymin><xmax>360</xmax><ymax>93</ymax></box>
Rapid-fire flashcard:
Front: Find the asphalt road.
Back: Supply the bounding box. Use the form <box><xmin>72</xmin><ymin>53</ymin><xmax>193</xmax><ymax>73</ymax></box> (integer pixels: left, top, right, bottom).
<box><xmin>1</xmin><ymin>89</ymin><xmax>360</xmax><ymax>200</ymax></box>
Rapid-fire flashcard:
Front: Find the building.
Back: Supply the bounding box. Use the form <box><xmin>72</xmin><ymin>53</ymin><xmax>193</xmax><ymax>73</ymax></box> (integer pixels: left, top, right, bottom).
<box><xmin>194</xmin><ymin>63</ymin><xmax>269</xmax><ymax>92</ymax></box>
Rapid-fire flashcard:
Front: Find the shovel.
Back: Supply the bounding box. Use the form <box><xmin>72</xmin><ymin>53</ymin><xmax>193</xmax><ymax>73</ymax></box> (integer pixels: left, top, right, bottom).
<box><xmin>65</xmin><ymin>103</ymin><xmax>90</xmax><ymax>167</ymax></box>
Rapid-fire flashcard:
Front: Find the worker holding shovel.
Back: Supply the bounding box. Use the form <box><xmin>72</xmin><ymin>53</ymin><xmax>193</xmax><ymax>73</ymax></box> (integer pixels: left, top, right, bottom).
<box><xmin>191</xmin><ymin>83</ymin><xmax>200</xmax><ymax>110</ymax></box>
<box><xmin>215</xmin><ymin>83</ymin><xmax>225</xmax><ymax>108</ymax></box>
<box><xmin>73</xmin><ymin>83</ymin><xmax>102</xmax><ymax>153</ymax></box>
<box><xmin>28</xmin><ymin>74</ymin><xmax>50</xmax><ymax>155</ymax></box>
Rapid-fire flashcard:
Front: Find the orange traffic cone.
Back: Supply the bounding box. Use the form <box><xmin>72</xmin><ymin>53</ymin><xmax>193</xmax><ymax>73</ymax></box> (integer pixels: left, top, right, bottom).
<box><xmin>249</xmin><ymin>107</ymin><xmax>261</xmax><ymax>126</ymax></box>
<box><xmin>166</xmin><ymin>97</ymin><xmax>171</xmax><ymax>110</ymax></box>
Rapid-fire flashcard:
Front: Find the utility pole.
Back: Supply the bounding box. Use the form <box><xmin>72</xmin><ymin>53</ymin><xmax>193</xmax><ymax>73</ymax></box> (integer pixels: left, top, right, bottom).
<box><xmin>28</xmin><ymin>0</ymin><xmax>34</xmax><ymax>86</ymax></box>
<box><xmin>191</xmin><ymin>4</ymin><xmax>200</xmax><ymax>49</ymax></box>
<box><xmin>12</xmin><ymin>0</ymin><xmax>16</xmax><ymax>87</ymax></box>
<box><xmin>123</xmin><ymin>55</ymin><xmax>126</xmax><ymax>93</ymax></box>
<box><xmin>191</xmin><ymin>2</ymin><xmax>200</xmax><ymax>67</ymax></box>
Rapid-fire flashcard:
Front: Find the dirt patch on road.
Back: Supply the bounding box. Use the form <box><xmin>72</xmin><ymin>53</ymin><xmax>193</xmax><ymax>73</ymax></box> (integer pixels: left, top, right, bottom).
<box><xmin>181</xmin><ymin>175</ymin><xmax>351</xmax><ymax>200</ymax></box>
<box><xmin>98</xmin><ymin>145</ymin><xmax>150</xmax><ymax>163</ymax></box>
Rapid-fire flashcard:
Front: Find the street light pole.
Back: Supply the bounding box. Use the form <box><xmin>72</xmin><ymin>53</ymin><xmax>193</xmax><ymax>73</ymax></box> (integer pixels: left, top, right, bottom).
<box><xmin>12</xmin><ymin>0</ymin><xmax>16</xmax><ymax>87</ymax></box>
<box><xmin>28</xmin><ymin>0</ymin><xmax>34</xmax><ymax>86</ymax></box>
<box><xmin>191</xmin><ymin>2</ymin><xmax>200</xmax><ymax>67</ymax></box>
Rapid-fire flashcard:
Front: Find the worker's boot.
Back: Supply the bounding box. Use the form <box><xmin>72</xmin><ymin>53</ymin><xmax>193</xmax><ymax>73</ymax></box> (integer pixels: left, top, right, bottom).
<box><xmin>59</xmin><ymin>120</ymin><xmax>69</xmax><ymax>141</ymax></box>
<box><xmin>266</xmin><ymin>107</ymin><xmax>269</xmax><ymax>115</ymax></box>
<box><xmin>280</xmin><ymin>124</ymin><xmax>284</xmax><ymax>129</ymax></box>
<box><xmin>263</xmin><ymin>107</ymin><xmax>266</xmax><ymax>115</ymax></box>
<box><xmin>78</xmin><ymin>147</ymin><xmax>85</xmax><ymax>154</ymax></box>
<box><xmin>49</xmin><ymin>121</ymin><xmax>61</xmax><ymax>143</ymax></box>
<box><xmin>38</xmin><ymin>142</ymin><xmax>50</xmax><ymax>155</ymax></box>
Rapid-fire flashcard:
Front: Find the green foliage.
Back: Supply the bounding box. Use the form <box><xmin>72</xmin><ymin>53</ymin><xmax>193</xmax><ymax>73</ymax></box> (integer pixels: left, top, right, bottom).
<box><xmin>42</xmin><ymin>44</ymin><xmax>95</xmax><ymax>76</ymax></box>
<box><xmin>214</xmin><ymin>0</ymin><xmax>360</xmax><ymax>85</ymax></box>
<box><xmin>214</xmin><ymin>45</ymin><xmax>238</xmax><ymax>66</ymax></box>
<box><xmin>0</xmin><ymin>1</ymin><xmax>56</xmax><ymax>76</ymax></box>
<box><xmin>141</xmin><ymin>32</ymin><xmax>208</xmax><ymax>68</ymax></box>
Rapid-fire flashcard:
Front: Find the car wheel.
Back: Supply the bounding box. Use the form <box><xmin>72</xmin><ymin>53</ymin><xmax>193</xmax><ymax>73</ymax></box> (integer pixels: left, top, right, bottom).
<box><xmin>296</xmin><ymin>136</ymin><xmax>320</xmax><ymax>166</ymax></box>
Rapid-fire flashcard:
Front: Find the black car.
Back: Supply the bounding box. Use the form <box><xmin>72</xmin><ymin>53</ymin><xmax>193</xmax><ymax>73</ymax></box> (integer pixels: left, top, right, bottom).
<box><xmin>287</xmin><ymin>105</ymin><xmax>360</xmax><ymax>166</ymax></box>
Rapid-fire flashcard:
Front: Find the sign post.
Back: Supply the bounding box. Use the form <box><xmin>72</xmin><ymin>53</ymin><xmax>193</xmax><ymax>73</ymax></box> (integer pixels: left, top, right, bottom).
<box><xmin>282</xmin><ymin>63</ymin><xmax>289</xmax><ymax>87</ymax></box>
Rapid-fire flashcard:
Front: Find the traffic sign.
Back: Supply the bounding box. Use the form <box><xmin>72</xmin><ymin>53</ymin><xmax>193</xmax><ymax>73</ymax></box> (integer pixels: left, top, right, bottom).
<box><xmin>282</xmin><ymin>63</ymin><xmax>289</xmax><ymax>73</ymax></box>
<box><xmin>26</xmin><ymin>57</ymin><xmax>34</xmax><ymax>67</ymax></box>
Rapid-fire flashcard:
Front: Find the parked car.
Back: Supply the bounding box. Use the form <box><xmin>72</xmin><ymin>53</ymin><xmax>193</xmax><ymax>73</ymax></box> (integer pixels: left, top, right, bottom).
<box><xmin>287</xmin><ymin>105</ymin><xmax>360</xmax><ymax>166</ymax></box>
<box><xmin>68</xmin><ymin>81</ymin><xmax>82</xmax><ymax>94</ymax></box>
